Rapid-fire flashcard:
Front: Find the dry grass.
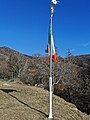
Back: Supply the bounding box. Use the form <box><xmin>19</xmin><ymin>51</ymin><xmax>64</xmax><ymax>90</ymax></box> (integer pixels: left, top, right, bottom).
<box><xmin>0</xmin><ymin>81</ymin><xmax>90</xmax><ymax>120</ymax></box>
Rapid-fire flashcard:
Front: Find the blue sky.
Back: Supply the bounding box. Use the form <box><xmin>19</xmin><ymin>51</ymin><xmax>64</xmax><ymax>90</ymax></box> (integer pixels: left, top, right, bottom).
<box><xmin>0</xmin><ymin>0</ymin><xmax>90</xmax><ymax>57</ymax></box>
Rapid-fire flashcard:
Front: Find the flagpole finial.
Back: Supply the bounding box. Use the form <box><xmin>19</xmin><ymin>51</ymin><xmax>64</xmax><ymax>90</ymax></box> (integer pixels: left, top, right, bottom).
<box><xmin>50</xmin><ymin>0</ymin><xmax>59</xmax><ymax>15</ymax></box>
<box><xmin>51</xmin><ymin>0</ymin><xmax>58</xmax><ymax>5</ymax></box>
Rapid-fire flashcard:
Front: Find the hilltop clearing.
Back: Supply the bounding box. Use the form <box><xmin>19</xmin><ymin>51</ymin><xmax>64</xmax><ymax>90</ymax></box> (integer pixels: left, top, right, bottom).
<box><xmin>0</xmin><ymin>81</ymin><xmax>90</xmax><ymax>120</ymax></box>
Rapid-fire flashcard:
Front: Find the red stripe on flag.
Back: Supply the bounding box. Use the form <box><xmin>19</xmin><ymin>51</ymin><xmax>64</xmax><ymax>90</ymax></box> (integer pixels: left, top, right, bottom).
<box><xmin>52</xmin><ymin>53</ymin><xmax>56</xmax><ymax>62</ymax></box>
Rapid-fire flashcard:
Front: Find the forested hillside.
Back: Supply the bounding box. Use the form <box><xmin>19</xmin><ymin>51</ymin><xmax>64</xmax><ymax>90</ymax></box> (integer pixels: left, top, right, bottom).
<box><xmin>0</xmin><ymin>46</ymin><xmax>90</xmax><ymax>115</ymax></box>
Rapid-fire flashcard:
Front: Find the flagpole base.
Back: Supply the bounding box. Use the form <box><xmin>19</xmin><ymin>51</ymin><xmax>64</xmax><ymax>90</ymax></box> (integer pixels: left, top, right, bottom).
<box><xmin>48</xmin><ymin>117</ymin><xmax>53</xmax><ymax>120</ymax></box>
<box><xmin>48</xmin><ymin>117</ymin><xmax>53</xmax><ymax>119</ymax></box>
<box><xmin>48</xmin><ymin>114</ymin><xmax>53</xmax><ymax>119</ymax></box>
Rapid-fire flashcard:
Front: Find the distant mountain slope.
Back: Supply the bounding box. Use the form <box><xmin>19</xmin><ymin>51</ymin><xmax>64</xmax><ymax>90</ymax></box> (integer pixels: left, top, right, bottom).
<box><xmin>74</xmin><ymin>54</ymin><xmax>90</xmax><ymax>67</ymax></box>
<box><xmin>0</xmin><ymin>81</ymin><xmax>89</xmax><ymax>120</ymax></box>
<box><xmin>0</xmin><ymin>46</ymin><xmax>32</xmax><ymax>80</ymax></box>
<box><xmin>74</xmin><ymin>55</ymin><xmax>90</xmax><ymax>79</ymax></box>
<box><xmin>0</xmin><ymin>46</ymin><xmax>32</xmax><ymax>60</ymax></box>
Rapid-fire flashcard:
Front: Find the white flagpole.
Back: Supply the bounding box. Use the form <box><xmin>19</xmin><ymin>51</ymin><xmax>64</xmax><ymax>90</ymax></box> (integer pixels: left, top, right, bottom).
<box><xmin>48</xmin><ymin>1</ymin><xmax>56</xmax><ymax>119</ymax></box>
<box><xmin>48</xmin><ymin>0</ymin><xmax>58</xmax><ymax>119</ymax></box>
<box><xmin>48</xmin><ymin>13</ymin><xmax>53</xmax><ymax>120</ymax></box>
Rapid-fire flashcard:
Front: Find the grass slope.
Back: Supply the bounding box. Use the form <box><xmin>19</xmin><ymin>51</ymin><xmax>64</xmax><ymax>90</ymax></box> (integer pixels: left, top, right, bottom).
<box><xmin>0</xmin><ymin>81</ymin><xmax>90</xmax><ymax>120</ymax></box>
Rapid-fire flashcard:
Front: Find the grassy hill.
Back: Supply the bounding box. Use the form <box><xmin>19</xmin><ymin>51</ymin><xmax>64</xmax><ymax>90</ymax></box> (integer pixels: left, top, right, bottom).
<box><xmin>0</xmin><ymin>81</ymin><xmax>90</xmax><ymax>120</ymax></box>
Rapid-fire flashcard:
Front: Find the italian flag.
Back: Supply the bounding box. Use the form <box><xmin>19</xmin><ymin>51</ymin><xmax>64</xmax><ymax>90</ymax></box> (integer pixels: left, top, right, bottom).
<box><xmin>45</xmin><ymin>26</ymin><xmax>56</xmax><ymax>62</ymax></box>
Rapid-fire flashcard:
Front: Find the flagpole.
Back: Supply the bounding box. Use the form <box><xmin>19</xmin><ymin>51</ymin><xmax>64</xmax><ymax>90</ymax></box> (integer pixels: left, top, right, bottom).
<box><xmin>48</xmin><ymin>0</ymin><xmax>58</xmax><ymax>119</ymax></box>
<box><xmin>48</xmin><ymin>1</ymin><xmax>54</xmax><ymax>119</ymax></box>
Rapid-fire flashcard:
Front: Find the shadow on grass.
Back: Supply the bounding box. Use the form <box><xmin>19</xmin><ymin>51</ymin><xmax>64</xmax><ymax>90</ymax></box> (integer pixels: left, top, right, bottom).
<box><xmin>0</xmin><ymin>88</ymin><xmax>48</xmax><ymax>118</ymax></box>
<box><xmin>0</xmin><ymin>88</ymin><xmax>18</xmax><ymax>93</ymax></box>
